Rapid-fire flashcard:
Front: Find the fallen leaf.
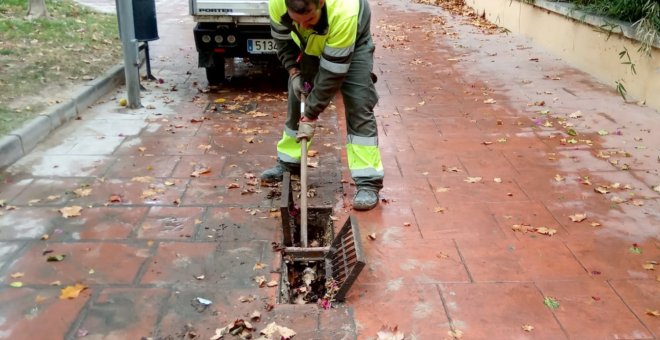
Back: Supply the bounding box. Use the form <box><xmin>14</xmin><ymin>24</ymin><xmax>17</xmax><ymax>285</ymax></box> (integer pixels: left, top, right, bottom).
<box><xmin>368</xmin><ymin>233</ymin><xmax>377</xmax><ymax>241</ymax></box>
<box><xmin>569</xmin><ymin>213</ymin><xmax>587</xmax><ymax>222</ymax></box>
<box><xmin>403</xmin><ymin>222</ymin><xmax>412</xmax><ymax>227</ymax></box>
<box><xmin>214</xmin><ymin>98</ymin><xmax>226</xmax><ymax>103</ymax></box>
<box><xmin>629</xmin><ymin>244</ymin><xmax>643</xmax><ymax>254</ymax></box>
<box><xmin>493</xmin><ymin>178</ymin><xmax>502</xmax><ymax>183</ymax></box>
<box><xmin>647</xmin><ymin>309</ymin><xmax>660</xmax><ymax>317</ymax></box>
<box><xmin>377</xmin><ymin>325</ymin><xmax>405</xmax><ymax>340</ymax></box>
<box><xmin>568</xmin><ymin>110</ymin><xmax>583</xmax><ymax>118</ymax></box>
<box><xmin>253</xmin><ymin>262</ymin><xmax>267</xmax><ymax>270</ymax></box>
<box><xmin>483</xmin><ymin>98</ymin><xmax>496</xmax><ymax>104</ymax></box>
<box><xmin>554</xmin><ymin>174</ymin><xmax>565</xmax><ymax>182</ymax></box>
<box><xmin>226</xmin><ymin>183</ymin><xmax>240</xmax><ymax>189</ymax></box>
<box><xmin>464</xmin><ymin>177</ymin><xmax>482</xmax><ymax>183</ymax></box>
<box><xmin>60</xmin><ymin>283</ymin><xmax>87</xmax><ymax>299</ymax></box>
<box><xmin>255</xmin><ymin>275</ymin><xmax>267</xmax><ymax>287</ymax></box>
<box><xmin>59</xmin><ymin>206</ymin><xmax>82</xmax><ymax>218</ymax></box>
<box><xmin>131</xmin><ymin>176</ymin><xmax>153</xmax><ymax>183</ymax></box>
<box><xmin>251</xmin><ymin>310</ymin><xmax>261</xmax><ymax>321</ymax></box>
<box><xmin>653</xmin><ymin>184</ymin><xmax>660</xmax><ymax>193</ymax></box>
<box><xmin>10</xmin><ymin>272</ymin><xmax>24</xmax><ymax>278</ymax></box>
<box><xmin>594</xmin><ymin>186</ymin><xmax>609</xmax><ymax>194</ymax></box>
<box><xmin>260</xmin><ymin>322</ymin><xmax>296</xmax><ymax>339</ymax></box>
<box><xmin>10</xmin><ymin>282</ymin><xmax>23</xmax><ymax>288</ymax></box>
<box><xmin>239</xmin><ymin>295</ymin><xmax>256</xmax><ymax>303</ymax></box>
<box><xmin>642</xmin><ymin>261</ymin><xmax>656</xmax><ymax>270</ymax></box>
<box><xmin>535</xmin><ymin>227</ymin><xmax>557</xmax><ymax>236</ymax></box>
<box><xmin>522</xmin><ymin>324</ymin><xmax>534</xmax><ymax>332</ymax></box>
<box><xmin>108</xmin><ymin>194</ymin><xmax>122</xmax><ymax>203</ymax></box>
<box><xmin>47</xmin><ymin>254</ymin><xmax>66</xmax><ymax>262</ymax></box>
<box><xmin>307</xmin><ymin>150</ymin><xmax>318</xmax><ymax>157</ymax></box>
<box><xmin>631</xmin><ymin>199</ymin><xmax>645</xmax><ymax>206</ymax></box>
<box><xmin>190</xmin><ymin>167</ymin><xmax>211</xmax><ymax>177</ymax></box>
<box><xmin>598</xmin><ymin>130</ymin><xmax>609</xmax><ymax>136</ymax></box>
<box><xmin>434</xmin><ymin>207</ymin><xmax>446</xmax><ymax>213</ymax></box>
<box><xmin>266</xmin><ymin>280</ymin><xmax>278</xmax><ymax>287</ymax></box>
<box><xmin>448</xmin><ymin>329</ymin><xmax>464</xmax><ymax>339</ymax></box>
<box><xmin>590</xmin><ymin>222</ymin><xmax>602</xmax><ymax>227</ymax></box>
<box><xmin>436</xmin><ymin>187</ymin><xmax>450</xmax><ymax>193</ymax></box>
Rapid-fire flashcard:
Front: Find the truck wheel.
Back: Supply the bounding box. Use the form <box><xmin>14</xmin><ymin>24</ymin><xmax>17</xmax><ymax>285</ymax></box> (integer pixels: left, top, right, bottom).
<box><xmin>205</xmin><ymin>66</ymin><xmax>225</xmax><ymax>85</ymax></box>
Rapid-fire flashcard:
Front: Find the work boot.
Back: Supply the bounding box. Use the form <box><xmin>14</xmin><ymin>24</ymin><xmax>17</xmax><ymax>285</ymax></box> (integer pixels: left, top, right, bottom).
<box><xmin>352</xmin><ymin>188</ymin><xmax>379</xmax><ymax>211</ymax></box>
<box><xmin>260</xmin><ymin>163</ymin><xmax>299</xmax><ymax>183</ymax></box>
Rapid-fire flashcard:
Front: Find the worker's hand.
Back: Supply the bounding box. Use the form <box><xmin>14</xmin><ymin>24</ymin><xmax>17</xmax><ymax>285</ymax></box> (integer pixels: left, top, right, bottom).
<box><xmin>296</xmin><ymin>116</ymin><xmax>316</xmax><ymax>142</ymax></box>
<box><xmin>290</xmin><ymin>73</ymin><xmax>306</xmax><ymax>100</ymax></box>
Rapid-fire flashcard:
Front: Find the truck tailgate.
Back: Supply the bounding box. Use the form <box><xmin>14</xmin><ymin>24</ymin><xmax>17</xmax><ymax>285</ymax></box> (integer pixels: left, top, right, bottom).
<box><xmin>190</xmin><ymin>0</ymin><xmax>269</xmax><ymax>17</ymax></box>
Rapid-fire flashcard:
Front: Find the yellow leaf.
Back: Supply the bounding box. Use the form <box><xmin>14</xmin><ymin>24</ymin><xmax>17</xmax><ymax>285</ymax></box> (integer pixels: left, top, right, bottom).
<box><xmin>73</xmin><ymin>188</ymin><xmax>92</xmax><ymax>197</ymax></box>
<box><xmin>10</xmin><ymin>281</ymin><xmax>23</xmax><ymax>288</ymax></box>
<box><xmin>214</xmin><ymin>98</ymin><xmax>226</xmax><ymax>103</ymax></box>
<box><xmin>59</xmin><ymin>206</ymin><xmax>83</xmax><ymax>218</ymax></box>
<box><xmin>59</xmin><ymin>283</ymin><xmax>88</xmax><ymax>299</ymax></box>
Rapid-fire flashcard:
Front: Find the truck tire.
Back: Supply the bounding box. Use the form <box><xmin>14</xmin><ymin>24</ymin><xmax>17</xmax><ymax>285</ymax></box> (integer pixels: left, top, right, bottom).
<box><xmin>206</xmin><ymin>54</ymin><xmax>226</xmax><ymax>85</ymax></box>
<box><xmin>205</xmin><ymin>65</ymin><xmax>225</xmax><ymax>85</ymax></box>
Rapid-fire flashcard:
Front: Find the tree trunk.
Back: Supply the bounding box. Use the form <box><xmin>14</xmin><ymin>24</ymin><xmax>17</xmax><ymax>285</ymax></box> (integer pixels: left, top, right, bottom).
<box><xmin>26</xmin><ymin>0</ymin><xmax>48</xmax><ymax>19</ymax></box>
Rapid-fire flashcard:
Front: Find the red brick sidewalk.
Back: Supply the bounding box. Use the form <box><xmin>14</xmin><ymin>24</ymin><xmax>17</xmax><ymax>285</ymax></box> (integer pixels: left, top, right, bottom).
<box><xmin>1</xmin><ymin>0</ymin><xmax>659</xmax><ymax>339</ymax></box>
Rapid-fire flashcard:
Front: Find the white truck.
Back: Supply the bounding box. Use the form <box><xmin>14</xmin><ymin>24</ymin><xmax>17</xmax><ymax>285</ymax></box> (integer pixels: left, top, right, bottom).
<box><xmin>189</xmin><ymin>0</ymin><xmax>278</xmax><ymax>84</ymax></box>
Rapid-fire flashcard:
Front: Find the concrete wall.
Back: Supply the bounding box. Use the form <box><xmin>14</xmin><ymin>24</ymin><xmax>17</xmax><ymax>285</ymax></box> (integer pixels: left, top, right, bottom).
<box><xmin>465</xmin><ymin>0</ymin><xmax>660</xmax><ymax>111</ymax></box>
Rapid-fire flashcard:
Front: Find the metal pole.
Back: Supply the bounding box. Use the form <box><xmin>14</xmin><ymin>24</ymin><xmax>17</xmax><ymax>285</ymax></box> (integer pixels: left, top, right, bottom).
<box><xmin>300</xmin><ymin>94</ymin><xmax>308</xmax><ymax>248</ymax></box>
<box><xmin>116</xmin><ymin>0</ymin><xmax>141</xmax><ymax>108</ymax></box>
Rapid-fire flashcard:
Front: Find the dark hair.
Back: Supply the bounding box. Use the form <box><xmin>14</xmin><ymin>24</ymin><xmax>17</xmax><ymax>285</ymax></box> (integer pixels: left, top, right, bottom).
<box><xmin>285</xmin><ymin>0</ymin><xmax>320</xmax><ymax>14</ymax></box>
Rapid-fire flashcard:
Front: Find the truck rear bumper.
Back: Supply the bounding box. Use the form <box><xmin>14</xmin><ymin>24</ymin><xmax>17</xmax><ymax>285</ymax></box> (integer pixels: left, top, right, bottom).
<box><xmin>193</xmin><ymin>22</ymin><xmax>275</xmax><ymax>59</ymax></box>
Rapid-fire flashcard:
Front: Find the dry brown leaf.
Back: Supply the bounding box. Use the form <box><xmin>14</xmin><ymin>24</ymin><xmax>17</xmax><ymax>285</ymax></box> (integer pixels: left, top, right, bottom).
<box><xmin>434</xmin><ymin>207</ymin><xmax>446</xmax><ymax>213</ymax></box>
<box><xmin>483</xmin><ymin>98</ymin><xmax>496</xmax><ymax>104</ymax></box>
<box><xmin>590</xmin><ymin>222</ymin><xmax>602</xmax><ymax>227</ymax></box>
<box><xmin>642</xmin><ymin>261</ymin><xmax>656</xmax><ymax>270</ymax></box>
<box><xmin>569</xmin><ymin>213</ymin><xmax>587</xmax><ymax>222</ymax></box>
<box><xmin>554</xmin><ymin>174</ymin><xmax>565</xmax><ymax>182</ymax></box>
<box><xmin>191</xmin><ymin>167</ymin><xmax>211</xmax><ymax>177</ymax></box>
<box><xmin>266</xmin><ymin>280</ymin><xmax>278</xmax><ymax>287</ymax></box>
<box><xmin>464</xmin><ymin>177</ymin><xmax>482</xmax><ymax>183</ymax></box>
<box><xmin>647</xmin><ymin>309</ymin><xmax>660</xmax><ymax>317</ymax></box>
<box><xmin>239</xmin><ymin>295</ymin><xmax>256</xmax><ymax>303</ymax></box>
<box><xmin>522</xmin><ymin>324</ymin><xmax>535</xmax><ymax>332</ymax></box>
<box><xmin>448</xmin><ymin>329</ymin><xmax>464</xmax><ymax>339</ymax></box>
<box><xmin>131</xmin><ymin>176</ymin><xmax>153</xmax><ymax>183</ymax></box>
<box><xmin>535</xmin><ymin>227</ymin><xmax>557</xmax><ymax>236</ymax></box>
<box><xmin>59</xmin><ymin>206</ymin><xmax>83</xmax><ymax>218</ymax></box>
<box><xmin>368</xmin><ymin>233</ymin><xmax>377</xmax><ymax>240</ymax></box>
<box><xmin>108</xmin><ymin>194</ymin><xmax>122</xmax><ymax>203</ymax></box>
<box><xmin>436</xmin><ymin>187</ymin><xmax>450</xmax><ymax>193</ymax></box>
<box><xmin>226</xmin><ymin>183</ymin><xmax>240</xmax><ymax>189</ymax></box>
<box><xmin>255</xmin><ymin>275</ymin><xmax>266</xmax><ymax>287</ymax></box>
<box><xmin>73</xmin><ymin>188</ymin><xmax>92</xmax><ymax>197</ymax></box>
<box><xmin>59</xmin><ymin>283</ymin><xmax>87</xmax><ymax>299</ymax></box>
<box><xmin>307</xmin><ymin>150</ymin><xmax>318</xmax><ymax>157</ymax></box>
<box><xmin>594</xmin><ymin>186</ymin><xmax>609</xmax><ymax>194</ymax></box>
<box><xmin>253</xmin><ymin>262</ymin><xmax>267</xmax><ymax>270</ymax></box>
<box><xmin>493</xmin><ymin>178</ymin><xmax>502</xmax><ymax>183</ymax></box>
<box><xmin>632</xmin><ymin>199</ymin><xmax>645</xmax><ymax>206</ymax></box>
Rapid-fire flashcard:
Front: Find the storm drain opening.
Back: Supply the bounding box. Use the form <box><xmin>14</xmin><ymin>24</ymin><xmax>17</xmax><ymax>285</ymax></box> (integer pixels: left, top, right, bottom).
<box><xmin>278</xmin><ymin>173</ymin><xmax>365</xmax><ymax>305</ymax></box>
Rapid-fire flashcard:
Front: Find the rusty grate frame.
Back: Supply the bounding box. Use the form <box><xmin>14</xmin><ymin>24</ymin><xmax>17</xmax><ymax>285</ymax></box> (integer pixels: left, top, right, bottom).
<box><xmin>324</xmin><ymin>215</ymin><xmax>365</xmax><ymax>301</ymax></box>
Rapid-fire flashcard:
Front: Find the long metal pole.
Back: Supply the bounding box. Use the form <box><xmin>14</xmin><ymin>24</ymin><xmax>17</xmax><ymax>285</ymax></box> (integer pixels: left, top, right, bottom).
<box><xmin>300</xmin><ymin>95</ymin><xmax>308</xmax><ymax>248</ymax></box>
<box><xmin>116</xmin><ymin>0</ymin><xmax>141</xmax><ymax>108</ymax></box>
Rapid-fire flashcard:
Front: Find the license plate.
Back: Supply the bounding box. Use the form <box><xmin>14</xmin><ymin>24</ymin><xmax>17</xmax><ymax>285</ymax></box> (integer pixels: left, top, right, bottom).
<box><xmin>247</xmin><ymin>39</ymin><xmax>276</xmax><ymax>54</ymax></box>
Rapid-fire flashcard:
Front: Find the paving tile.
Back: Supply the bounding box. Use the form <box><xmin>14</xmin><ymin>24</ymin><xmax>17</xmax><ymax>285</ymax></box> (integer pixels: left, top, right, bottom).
<box><xmin>9</xmin><ymin>178</ymin><xmax>80</xmax><ymax>206</ymax></box>
<box><xmin>565</xmin><ymin>237</ymin><xmax>659</xmax><ymax>281</ymax></box>
<box><xmin>536</xmin><ymin>279</ymin><xmax>653</xmax><ymax>339</ymax></box>
<box><xmin>181</xmin><ymin>178</ymin><xmax>272</xmax><ymax>207</ymax></box>
<box><xmin>141</xmin><ymin>241</ymin><xmax>274</xmax><ymax>288</ymax></box>
<box><xmin>6</xmin><ymin>155</ymin><xmax>114</xmax><ymax>177</ymax></box>
<box><xmin>378</xmin><ymin>176</ymin><xmax>437</xmax><ymax>208</ymax></box>
<box><xmin>394</xmin><ymin>151</ymin><xmax>463</xmax><ymax>178</ymax></box>
<box><xmin>318</xmin><ymin>305</ymin><xmax>357</xmax><ymax>339</ymax></box>
<box><xmin>201</xmin><ymin>207</ymin><xmax>280</xmax><ymax>242</ymax></box>
<box><xmin>513</xmin><ymin>168</ymin><xmax>596</xmax><ymax>203</ymax></box>
<box><xmin>347</xmin><ymin>283</ymin><xmax>451</xmax><ymax>339</ymax></box>
<box><xmin>457</xmin><ymin>150</ymin><xmax>519</xmax><ymax>178</ymax></box>
<box><xmin>7</xmin><ymin>242</ymin><xmax>149</xmax><ymax>285</ymax></box>
<box><xmin>76</xmin><ymin>288</ymin><xmax>170</xmax><ymax>339</ymax></box>
<box><xmin>137</xmin><ymin>206</ymin><xmax>205</xmax><ymax>239</ymax></box>
<box><xmin>114</xmin><ymin>136</ymin><xmax>212</xmax><ymax>156</ymax></box>
<box><xmin>0</xmin><ymin>242</ymin><xmax>25</xmax><ymax>276</ymax></box>
<box><xmin>439</xmin><ymin>282</ymin><xmax>565</xmax><ymax>339</ymax></box>
<box><xmin>456</xmin><ymin>238</ymin><xmax>587</xmax><ymax>282</ymax></box>
<box><xmin>47</xmin><ymin>206</ymin><xmax>148</xmax><ymax>241</ymax></box>
<box><xmin>413</xmin><ymin>201</ymin><xmax>509</xmax><ymax>241</ymax></box>
<box><xmin>104</xmin><ymin>155</ymin><xmax>180</xmax><ymax>178</ymax></box>
<box><xmin>487</xmin><ymin>201</ymin><xmax>567</xmax><ymax>240</ymax></box>
<box><xmin>609</xmin><ymin>280</ymin><xmax>660</xmax><ymax>337</ymax></box>
<box><xmin>211</xmin><ymin>135</ymin><xmax>279</xmax><ymax>157</ymax></box>
<box><xmin>67</xmin><ymin>178</ymin><xmax>187</xmax><ymax>206</ymax></box>
<box><xmin>0</xmin><ymin>208</ymin><xmax>60</xmax><ymax>240</ymax></box>
<box><xmin>170</xmin><ymin>155</ymin><xmax>228</xmax><ymax>178</ymax></box>
<box><xmin>0</xmin><ymin>287</ymin><xmax>89</xmax><ymax>339</ymax></box>
<box><xmin>357</xmin><ymin>237</ymin><xmax>469</xmax><ymax>285</ymax></box>
<box><xmin>0</xmin><ymin>178</ymin><xmax>32</xmax><ymax>203</ymax></box>
<box><xmin>141</xmin><ymin>121</ymin><xmax>202</xmax><ymax>137</ymax></box>
<box><xmin>221</xmin><ymin>155</ymin><xmax>279</xmax><ymax>177</ymax></box>
<box><xmin>140</xmin><ymin>242</ymin><xmax>218</xmax><ymax>286</ymax></box>
<box><xmin>428</xmin><ymin>172</ymin><xmax>529</xmax><ymax>204</ymax></box>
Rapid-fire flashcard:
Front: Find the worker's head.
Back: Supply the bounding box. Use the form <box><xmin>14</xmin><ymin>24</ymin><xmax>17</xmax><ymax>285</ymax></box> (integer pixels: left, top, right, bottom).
<box><xmin>285</xmin><ymin>0</ymin><xmax>324</xmax><ymax>29</ymax></box>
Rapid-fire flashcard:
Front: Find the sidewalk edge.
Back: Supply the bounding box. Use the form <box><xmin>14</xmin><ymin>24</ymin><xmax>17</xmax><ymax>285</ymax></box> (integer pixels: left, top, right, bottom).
<box><xmin>0</xmin><ymin>64</ymin><xmax>125</xmax><ymax>170</ymax></box>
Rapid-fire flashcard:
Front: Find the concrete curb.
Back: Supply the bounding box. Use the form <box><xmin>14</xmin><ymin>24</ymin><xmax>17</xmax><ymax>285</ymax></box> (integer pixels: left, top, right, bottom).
<box><xmin>0</xmin><ymin>64</ymin><xmax>125</xmax><ymax>170</ymax></box>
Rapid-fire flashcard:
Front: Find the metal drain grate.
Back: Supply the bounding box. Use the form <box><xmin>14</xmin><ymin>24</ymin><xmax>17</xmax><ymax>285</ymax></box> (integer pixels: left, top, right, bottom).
<box><xmin>324</xmin><ymin>216</ymin><xmax>365</xmax><ymax>301</ymax></box>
